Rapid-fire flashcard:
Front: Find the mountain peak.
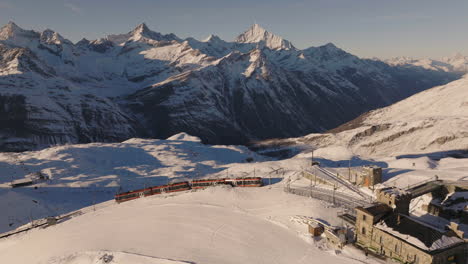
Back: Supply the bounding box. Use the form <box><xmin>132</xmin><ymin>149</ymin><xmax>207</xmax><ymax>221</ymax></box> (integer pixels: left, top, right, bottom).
<box><xmin>132</xmin><ymin>23</ymin><xmax>150</xmax><ymax>35</ymax></box>
<box><xmin>40</xmin><ymin>29</ymin><xmax>67</xmax><ymax>45</ymax></box>
<box><xmin>0</xmin><ymin>21</ymin><xmax>38</xmax><ymax>41</ymax></box>
<box><xmin>203</xmin><ymin>34</ymin><xmax>223</xmax><ymax>43</ymax></box>
<box><xmin>5</xmin><ymin>21</ymin><xmax>20</xmax><ymax>30</ymax></box>
<box><xmin>235</xmin><ymin>24</ymin><xmax>294</xmax><ymax>50</ymax></box>
<box><xmin>120</xmin><ymin>22</ymin><xmax>180</xmax><ymax>43</ymax></box>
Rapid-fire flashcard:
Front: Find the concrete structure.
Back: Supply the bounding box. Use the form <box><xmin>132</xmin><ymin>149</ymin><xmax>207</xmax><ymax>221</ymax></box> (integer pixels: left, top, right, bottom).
<box><xmin>355</xmin><ymin>203</ymin><xmax>467</xmax><ymax>264</ymax></box>
<box><xmin>324</xmin><ymin>229</ymin><xmax>347</xmax><ymax>249</ymax></box>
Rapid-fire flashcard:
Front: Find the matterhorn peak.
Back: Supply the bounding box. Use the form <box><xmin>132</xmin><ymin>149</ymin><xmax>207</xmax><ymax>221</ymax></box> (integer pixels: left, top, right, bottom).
<box><xmin>235</xmin><ymin>24</ymin><xmax>294</xmax><ymax>50</ymax></box>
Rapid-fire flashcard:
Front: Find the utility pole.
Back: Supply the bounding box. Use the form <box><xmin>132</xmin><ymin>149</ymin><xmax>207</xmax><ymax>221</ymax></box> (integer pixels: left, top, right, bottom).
<box><xmin>314</xmin><ymin>166</ymin><xmax>317</xmax><ymax>186</ymax></box>
<box><xmin>311</xmin><ymin>150</ymin><xmax>314</xmax><ymax>167</ymax></box>
<box><xmin>348</xmin><ymin>159</ymin><xmax>351</xmax><ymax>181</ymax></box>
<box><xmin>333</xmin><ymin>184</ymin><xmax>336</xmax><ymax>205</ymax></box>
<box><xmin>309</xmin><ymin>174</ymin><xmax>312</xmax><ymax>198</ymax></box>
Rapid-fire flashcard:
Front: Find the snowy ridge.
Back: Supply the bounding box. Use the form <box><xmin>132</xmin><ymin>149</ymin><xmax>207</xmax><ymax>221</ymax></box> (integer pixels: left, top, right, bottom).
<box><xmin>385</xmin><ymin>54</ymin><xmax>468</xmax><ymax>73</ymax></box>
<box><xmin>0</xmin><ymin>22</ymin><xmax>461</xmax><ymax>150</ymax></box>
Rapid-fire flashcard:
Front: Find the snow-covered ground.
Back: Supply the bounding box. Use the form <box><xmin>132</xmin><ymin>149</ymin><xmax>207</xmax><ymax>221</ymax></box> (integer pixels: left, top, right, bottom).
<box><xmin>1</xmin><ymin>184</ymin><xmax>372</xmax><ymax>264</ymax></box>
<box><xmin>0</xmin><ymin>132</ymin><xmax>467</xmax><ymax>263</ymax></box>
<box><xmin>0</xmin><ymin>133</ymin><xmax>265</xmax><ymax>233</ymax></box>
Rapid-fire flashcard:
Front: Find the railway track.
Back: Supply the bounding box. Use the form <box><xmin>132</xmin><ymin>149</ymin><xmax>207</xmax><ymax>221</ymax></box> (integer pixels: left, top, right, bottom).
<box><xmin>305</xmin><ymin>166</ymin><xmax>372</xmax><ymax>200</ymax></box>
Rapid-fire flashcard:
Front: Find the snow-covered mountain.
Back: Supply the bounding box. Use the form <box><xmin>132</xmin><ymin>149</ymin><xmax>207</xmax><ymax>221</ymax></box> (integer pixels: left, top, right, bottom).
<box><xmin>260</xmin><ymin>75</ymin><xmax>468</xmax><ymax>157</ymax></box>
<box><xmin>385</xmin><ymin>53</ymin><xmax>468</xmax><ymax>73</ymax></box>
<box><xmin>0</xmin><ymin>22</ymin><xmax>461</xmax><ymax>150</ymax></box>
<box><xmin>234</xmin><ymin>23</ymin><xmax>295</xmax><ymax>50</ymax></box>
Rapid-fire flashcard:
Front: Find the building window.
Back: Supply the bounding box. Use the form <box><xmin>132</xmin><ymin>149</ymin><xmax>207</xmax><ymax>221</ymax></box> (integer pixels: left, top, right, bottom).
<box><xmin>363</xmin><ymin>215</ymin><xmax>367</xmax><ymax>221</ymax></box>
<box><xmin>362</xmin><ymin>227</ymin><xmax>366</xmax><ymax>235</ymax></box>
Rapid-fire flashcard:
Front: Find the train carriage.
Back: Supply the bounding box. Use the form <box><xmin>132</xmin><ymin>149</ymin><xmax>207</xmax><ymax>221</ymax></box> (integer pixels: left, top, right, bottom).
<box><xmin>228</xmin><ymin>177</ymin><xmax>263</xmax><ymax>187</ymax></box>
<box><xmin>191</xmin><ymin>178</ymin><xmax>228</xmax><ymax>189</ymax></box>
<box><xmin>115</xmin><ymin>177</ymin><xmax>263</xmax><ymax>203</ymax></box>
<box><xmin>115</xmin><ymin>187</ymin><xmax>152</xmax><ymax>203</ymax></box>
<box><xmin>115</xmin><ymin>182</ymin><xmax>190</xmax><ymax>203</ymax></box>
<box><xmin>163</xmin><ymin>181</ymin><xmax>191</xmax><ymax>193</ymax></box>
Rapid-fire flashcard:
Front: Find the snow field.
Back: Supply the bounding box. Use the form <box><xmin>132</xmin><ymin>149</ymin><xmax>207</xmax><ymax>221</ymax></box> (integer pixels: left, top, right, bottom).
<box><xmin>0</xmin><ymin>186</ymin><xmax>368</xmax><ymax>264</ymax></box>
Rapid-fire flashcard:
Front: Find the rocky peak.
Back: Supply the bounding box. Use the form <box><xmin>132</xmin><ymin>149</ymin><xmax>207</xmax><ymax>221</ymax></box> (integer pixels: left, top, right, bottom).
<box><xmin>40</xmin><ymin>29</ymin><xmax>67</xmax><ymax>45</ymax></box>
<box><xmin>304</xmin><ymin>42</ymin><xmax>351</xmax><ymax>61</ymax></box>
<box><xmin>203</xmin><ymin>34</ymin><xmax>223</xmax><ymax>43</ymax></box>
<box><xmin>235</xmin><ymin>24</ymin><xmax>294</xmax><ymax>50</ymax></box>
<box><xmin>131</xmin><ymin>23</ymin><xmax>151</xmax><ymax>37</ymax></box>
<box><xmin>128</xmin><ymin>23</ymin><xmax>180</xmax><ymax>43</ymax></box>
<box><xmin>76</xmin><ymin>38</ymin><xmax>90</xmax><ymax>47</ymax></box>
<box><xmin>0</xmin><ymin>21</ymin><xmax>39</xmax><ymax>41</ymax></box>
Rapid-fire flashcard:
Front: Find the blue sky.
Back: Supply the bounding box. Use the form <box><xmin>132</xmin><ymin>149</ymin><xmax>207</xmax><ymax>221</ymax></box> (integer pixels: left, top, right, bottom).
<box><xmin>0</xmin><ymin>0</ymin><xmax>467</xmax><ymax>59</ymax></box>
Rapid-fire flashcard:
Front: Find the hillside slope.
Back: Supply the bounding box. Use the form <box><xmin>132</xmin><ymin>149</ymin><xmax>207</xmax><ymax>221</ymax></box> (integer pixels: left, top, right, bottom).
<box><xmin>258</xmin><ymin>75</ymin><xmax>468</xmax><ymax>157</ymax></box>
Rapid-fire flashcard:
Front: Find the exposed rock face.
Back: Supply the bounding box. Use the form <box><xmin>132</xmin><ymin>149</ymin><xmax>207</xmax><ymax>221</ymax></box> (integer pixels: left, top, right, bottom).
<box><xmin>263</xmin><ymin>76</ymin><xmax>468</xmax><ymax>157</ymax></box>
<box><xmin>0</xmin><ymin>22</ymin><xmax>462</xmax><ymax>150</ymax></box>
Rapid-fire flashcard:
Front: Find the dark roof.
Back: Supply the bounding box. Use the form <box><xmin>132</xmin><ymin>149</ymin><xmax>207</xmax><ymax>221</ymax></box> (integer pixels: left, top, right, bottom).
<box><xmin>378</xmin><ymin>214</ymin><xmax>463</xmax><ymax>252</ymax></box>
<box><xmin>356</xmin><ymin>203</ymin><xmax>392</xmax><ymax>216</ymax></box>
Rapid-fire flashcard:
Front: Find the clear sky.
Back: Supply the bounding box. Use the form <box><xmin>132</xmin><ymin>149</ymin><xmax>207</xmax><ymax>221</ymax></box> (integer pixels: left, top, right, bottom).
<box><xmin>0</xmin><ymin>0</ymin><xmax>467</xmax><ymax>59</ymax></box>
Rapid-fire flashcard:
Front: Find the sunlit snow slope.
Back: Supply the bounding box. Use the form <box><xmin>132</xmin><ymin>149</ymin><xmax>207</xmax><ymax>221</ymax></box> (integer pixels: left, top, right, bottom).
<box><xmin>268</xmin><ymin>75</ymin><xmax>468</xmax><ymax>157</ymax></box>
<box><xmin>0</xmin><ymin>133</ymin><xmax>263</xmax><ymax>233</ymax></box>
<box><xmin>0</xmin><ymin>185</ymin><xmax>365</xmax><ymax>264</ymax></box>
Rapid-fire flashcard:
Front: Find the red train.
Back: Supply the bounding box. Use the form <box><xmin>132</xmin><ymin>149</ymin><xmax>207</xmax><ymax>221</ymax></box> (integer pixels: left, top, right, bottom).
<box><xmin>115</xmin><ymin>177</ymin><xmax>263</xmax><ymax>203</ymax></box>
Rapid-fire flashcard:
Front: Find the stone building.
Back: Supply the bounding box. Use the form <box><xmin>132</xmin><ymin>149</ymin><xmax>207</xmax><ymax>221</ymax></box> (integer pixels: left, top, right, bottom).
<box><xmin>355</xmin><ymin>203</ymin><xmax>467</xmax><ymax>264</ymax></box>
<box><xmin>348</xmin><ymin>165</ymin><xmax>382</xmax><ymax>187</ymax></box>
<box><xmin>376</xmin><ymin>187</ymin><xmax>412</xmax><ymax>215</ymax></box>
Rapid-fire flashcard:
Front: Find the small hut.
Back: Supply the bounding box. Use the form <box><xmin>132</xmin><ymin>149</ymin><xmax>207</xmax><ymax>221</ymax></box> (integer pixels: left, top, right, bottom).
<box><xmin>308</xmin><ymin>223</ymin><xmax>324</xmax><ymax>236</ymax></box>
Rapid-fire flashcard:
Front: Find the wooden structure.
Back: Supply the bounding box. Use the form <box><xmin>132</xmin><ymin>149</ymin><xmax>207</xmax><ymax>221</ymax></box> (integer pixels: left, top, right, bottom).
<box><xmin>308</xmin><ymin>223</ymin><xmax>324</xmax><ymax>236</ymax></box>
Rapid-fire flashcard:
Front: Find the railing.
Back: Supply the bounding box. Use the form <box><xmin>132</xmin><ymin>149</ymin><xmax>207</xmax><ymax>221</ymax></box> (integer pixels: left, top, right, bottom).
<box><xmin>403</xmin><ymin>175</ymin><xmax>440</xmax><ymax>191</ymax></box>
<box><xmin>284</xmin><ymin>185</ymin><xmax>372</xmax><ymax>215</ymax></box>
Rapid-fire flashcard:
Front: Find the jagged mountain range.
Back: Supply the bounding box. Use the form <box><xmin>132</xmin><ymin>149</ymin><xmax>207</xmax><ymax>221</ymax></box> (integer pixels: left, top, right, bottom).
<box><xmin>385</xmin><ymin>54</ymin><xmax>468</xmax><ymax>73</ymax></box>
<box><xmin>0</xmin><ymin>22</ymin><xmax>462</xmax><ymax>151</ymax></box>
